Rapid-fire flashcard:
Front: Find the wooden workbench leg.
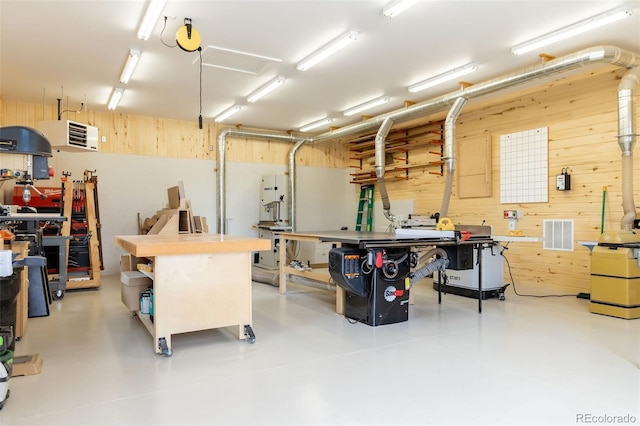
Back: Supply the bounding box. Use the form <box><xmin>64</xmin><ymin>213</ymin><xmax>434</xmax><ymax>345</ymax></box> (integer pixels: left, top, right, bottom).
<box><xmin>336</xmin><ymin>287</ymin><xmax>345</xmax><ymax>315</ymax></box>
<box><xmin>279</xmin><ymin>236</ymin><xmax>287</xmax><ymax>294</ymax></box>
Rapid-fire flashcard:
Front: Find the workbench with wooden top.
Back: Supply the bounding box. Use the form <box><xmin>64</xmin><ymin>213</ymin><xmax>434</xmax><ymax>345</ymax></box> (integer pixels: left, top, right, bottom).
<box><xmin>114</xmin><ymin>233</ymin><xmax>270</xmax><ymax>356</ymax></box>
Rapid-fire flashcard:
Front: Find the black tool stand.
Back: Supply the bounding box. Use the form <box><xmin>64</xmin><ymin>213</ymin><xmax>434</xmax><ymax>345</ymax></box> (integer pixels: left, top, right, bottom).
<box><xmin>1</xmin><ymin>214</ymin><xmax>68</xmax><ymax>300</ymax></box>
<box><xmin>13</xmin><ymin>256</ymin><xmax>50</xmax><ymax>318</ymax></box>
<box><xmin>43</xmin><ymin>235</ymin><xmax>72</xmax><ymax>299</ymax></box>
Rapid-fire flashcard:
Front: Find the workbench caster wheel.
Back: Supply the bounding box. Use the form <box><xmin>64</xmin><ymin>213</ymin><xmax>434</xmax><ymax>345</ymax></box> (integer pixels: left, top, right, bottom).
<box><xmin>244</xmin><ymin>325</ymin><xmax>256</xmax><ymax>344</ymax></box>
<box><xmin>498</xmin><ymin>292</ymin><xmax>505</xmax><ymax>301</ymax></box>
<box><xmin>53</xmin><ymin>290</ymin><xmax>65</xmax><ymax>300</ymax></box>
<box><xmin>158</xmin><ymin>337</ymin><xmax>172</xmax><ymax>357</ymax></box>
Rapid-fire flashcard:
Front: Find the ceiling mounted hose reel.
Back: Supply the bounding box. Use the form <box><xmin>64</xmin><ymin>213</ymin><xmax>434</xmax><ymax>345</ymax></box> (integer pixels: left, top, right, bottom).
<box><xmin>176</xmin><ymin>18</ymin><xmax>201</xmax><ymax>52</ymax></box>
<box><xmin>172</xmin><ymin>17</ymin><xmax>203</xmax><ymax>128</ymax></box>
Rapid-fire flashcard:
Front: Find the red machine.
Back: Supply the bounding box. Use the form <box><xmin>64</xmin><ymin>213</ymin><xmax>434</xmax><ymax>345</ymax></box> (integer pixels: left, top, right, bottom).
<box><xmin>12</xmin><ymin>186</ymin><xmax>62</xmax><ymax>212</ymax></box>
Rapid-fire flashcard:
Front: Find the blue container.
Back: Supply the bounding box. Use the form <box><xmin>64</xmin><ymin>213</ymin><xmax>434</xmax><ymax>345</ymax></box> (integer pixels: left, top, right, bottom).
<box><xmin>149</xmin><ymin>288</ymin><xmax>154</xmax><ymax>323</ymax></box>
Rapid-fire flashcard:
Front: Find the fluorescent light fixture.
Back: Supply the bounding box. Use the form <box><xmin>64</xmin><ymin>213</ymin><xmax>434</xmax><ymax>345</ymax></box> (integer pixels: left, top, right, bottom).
<box><xmin>408</xmin><ymin>63</ymin><xmax>479</xmax><ymax>93</ymax></box>
<box><xmin>382</xmin><ymin>0</ymin><xmax>419</xmax><ymax>17</ymax></box>
<box><xmin>247</xmin><ymin>76</ymin><xmax>286</xmax><ymax>103</ymax></box>
<box><xmin>299</xmin><ymin>118</ymin><xmax>333</xmax><ymax>132</ymax></box>
<box><xmin>119</xmin><ymin>50</ymin><xmax>141</xmax><ymax>84</ymax></box>
<box><xmin>137</xmin><ymin>0</ymin><xmax>166</xmax><ymax>40</ymax></box>
<box><xmin>296</xmin><ymin>30</ymin><xmax>359</xmax><ymax>71</ymax></box>
<box><xmin>343</xmin><ymin>96</ymin><xmax>390</xmax><ymax>116</ymax></box>
<box><xmin>195</xmin><ymin>45</ymin><xmax>283</xmax><ymax>74</ymax></box>
<box><xmin>107</xmin><ymin>87</ymin><xmax>124</xmax><ymax>110</ymax></box>
<box><xmin>196</xmin><ymin>45</ymin><xmax>283</xmax><ymax>64</ymax></box>
<box><xmin>511</xmin><ymin>5</ymin><xmax>634</xmax><ymax>55</ymax></box>
<box><xmin>214</xmin><ymin>105</ymin><xmax>243</xmax><ymax>123</ymax></box>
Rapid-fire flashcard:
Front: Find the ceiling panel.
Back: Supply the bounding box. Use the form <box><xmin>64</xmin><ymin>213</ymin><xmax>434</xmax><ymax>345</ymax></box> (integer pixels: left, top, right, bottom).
<box><xmin>1</xmin><ymin>1</ymin><xmax>638</xmax><ymax>132</ymax></box>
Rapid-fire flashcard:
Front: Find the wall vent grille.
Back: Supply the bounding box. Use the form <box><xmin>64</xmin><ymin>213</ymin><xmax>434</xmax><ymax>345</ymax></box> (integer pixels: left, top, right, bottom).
<box><xmin>543</xmin><ymin>219</ymin><xmax>574</xmax><ymax>251</ymax></box>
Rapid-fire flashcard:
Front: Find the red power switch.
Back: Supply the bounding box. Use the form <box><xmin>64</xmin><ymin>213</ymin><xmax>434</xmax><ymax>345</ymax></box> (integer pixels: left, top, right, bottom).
<box><xmin>375</xmin><ymin>251</ymin><xmax>383</xmax><ymax>268</ymax></box>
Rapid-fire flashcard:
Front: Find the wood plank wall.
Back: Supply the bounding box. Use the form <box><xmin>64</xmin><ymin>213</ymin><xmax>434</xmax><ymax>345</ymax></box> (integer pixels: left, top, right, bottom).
<box><xmin>2</xmin><ymin>64</ymin><xmax>639</xmax><ymax>294</ymax></box>
<box><xmin>0</xmin><ymin>100</ymin><xmax>348</xmax><ymax>168</ymax></box>
<box><xmin>349</xmin><ymin>65</ymin><xmax>639</xmax><ymax>294</ymax></box>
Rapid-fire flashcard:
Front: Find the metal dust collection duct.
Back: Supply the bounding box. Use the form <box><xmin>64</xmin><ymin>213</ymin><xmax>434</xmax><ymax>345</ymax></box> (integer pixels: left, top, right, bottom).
<box><xmin>374</xmin><ymin>117</ymin><xmax>395</xmax><ymax>222</ymax></box>
<box><xmin>440</xmin><ymin>97</ymin><xmax>468</xmax><ymax>219</ymax></box>
<box><xmin>617</xmin><ymin>66</ymin><xmax>640</xmax><ymax>231</ymax></box>
<box><xmin>216</xmin><ymin>46</ymin><xmax>640</xmax><ymax>234</ymax></box>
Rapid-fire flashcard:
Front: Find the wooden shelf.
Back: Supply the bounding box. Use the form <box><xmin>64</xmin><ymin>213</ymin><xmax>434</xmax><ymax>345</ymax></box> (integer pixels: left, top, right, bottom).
<box><xmin>282</xmin><ymin>266</ymin><xmax>332</xmax><ymax>284</ymax></box>
<box><xmin>135</xmin><ymin>311</ymin><xmax>155</xmax><ymax>335</ymax></box>
<box><xmin>349</xmin><ymin>138</ymin><xmax>440</xmax><ymax>159</ymax></box>
<box><xmin>346</xmin><ymin>119</ymin><xmax>445</xmax><ymax>183</ymax></box>
<box><xmin>347</xmin><ymin>122</ymin><xmax>443</xmax><ymax>147</ymax></box>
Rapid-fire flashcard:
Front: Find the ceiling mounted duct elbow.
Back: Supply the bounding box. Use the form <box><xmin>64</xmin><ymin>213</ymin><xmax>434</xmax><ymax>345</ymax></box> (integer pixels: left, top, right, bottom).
<box><xmin>0</xmin><ymin>126</ymin><xmax>52</xmax><ymax>157</ymax></box>
<box><xmin>176</xmin><ymin>18</ymin><xmax>201</xmax><ymax>52</ymax></box>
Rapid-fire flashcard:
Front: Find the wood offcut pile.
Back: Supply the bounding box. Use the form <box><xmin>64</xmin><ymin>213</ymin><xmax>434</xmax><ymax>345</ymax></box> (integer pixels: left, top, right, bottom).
<box><xmin>138</xmin><ymin>181</ymin><xmax>208</xmax><ymax>235</ymax></box>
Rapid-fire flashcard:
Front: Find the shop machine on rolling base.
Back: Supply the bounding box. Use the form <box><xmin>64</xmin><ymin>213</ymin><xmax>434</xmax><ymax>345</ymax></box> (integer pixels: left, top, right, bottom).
<box><xmin>590</xmin><ymin>230</ymin><xmax>640</xmax><ymax>319</ymax></box>
<box><xmin>432</xmin><ymin>243</ymin><xmax>508</xmax><ymax>301</ymax></box>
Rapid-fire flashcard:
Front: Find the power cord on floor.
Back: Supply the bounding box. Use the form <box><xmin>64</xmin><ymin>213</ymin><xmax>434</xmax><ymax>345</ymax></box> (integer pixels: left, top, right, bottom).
<box><xmin>501</xmin><ymin>243</ymin><xmax>578</xmax><ymax>298</ymax></box>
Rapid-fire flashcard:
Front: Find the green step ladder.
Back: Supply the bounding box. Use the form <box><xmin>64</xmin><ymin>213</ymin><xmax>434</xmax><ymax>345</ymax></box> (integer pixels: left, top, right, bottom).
<box><xmin>355</xmin><ymin>185</ymin><xmax>374</xmax><ymax>232</ymax></box>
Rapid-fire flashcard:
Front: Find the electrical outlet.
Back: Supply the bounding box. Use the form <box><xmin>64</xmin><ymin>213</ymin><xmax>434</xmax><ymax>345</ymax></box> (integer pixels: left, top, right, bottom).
<box><xmin>503</xmin><ymin>210</ymin><xmax>522</xmax><ymax>219</ymax></box>
<box><xmin>504</xmin><ymin>209</ymin><xmax>523</xmax><ymax>231</ymax></box>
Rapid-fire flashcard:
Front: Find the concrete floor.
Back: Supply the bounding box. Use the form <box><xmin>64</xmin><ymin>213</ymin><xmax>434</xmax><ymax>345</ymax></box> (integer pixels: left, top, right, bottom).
<box><xmin>1</xmin><ymin>273</ymin><xmax>639</xmax><ymax>425</ymax></box>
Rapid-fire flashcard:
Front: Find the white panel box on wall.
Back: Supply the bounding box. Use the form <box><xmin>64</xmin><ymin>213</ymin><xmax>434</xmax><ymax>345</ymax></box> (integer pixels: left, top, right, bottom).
<box><xmin>38</xmin><ymin>120</ymin><xmax>99</xmax><ymax>152</ymax></box>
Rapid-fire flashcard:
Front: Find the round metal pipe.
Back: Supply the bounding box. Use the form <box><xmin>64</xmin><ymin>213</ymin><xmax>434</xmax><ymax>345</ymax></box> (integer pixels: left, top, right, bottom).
<box><xmin>618</xmin><ymin>66</ymin><xmax>640</xmax><ymax>231</ymax></box>
<box><xmin>374</xmin><ymin>118</ymin><xmax>395</xmax><ymax>222</ymax></box>
<box><xmin>217</xmin><ymin>46</ymin><xmax>640</xmax><ymax>234</ymax></box>
<box><xmin>306</xmin><ymin>46</ymin><xmax>640</xmax><ymax>145</ymax></box>
<box><xmin>288</xmin><ymin>139</ymin><xmax>307</xmax><ymax>232</ymax></box>
<box><xmin>216</xmin><ymin>128</ymin><xmax>302</xmax><ymax>233</ymax></box>
<box><xmin>440</xmin><ymin>97</ymin><xmax>467</xmax><ymax>218</ymax></box>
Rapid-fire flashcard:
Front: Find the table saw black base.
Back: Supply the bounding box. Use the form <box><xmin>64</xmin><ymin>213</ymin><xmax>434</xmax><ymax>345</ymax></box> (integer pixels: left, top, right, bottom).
<box><xmin>345</xmin><ymin>268</ymin><xmax>410</xmax><ymax>327</ymax></box>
